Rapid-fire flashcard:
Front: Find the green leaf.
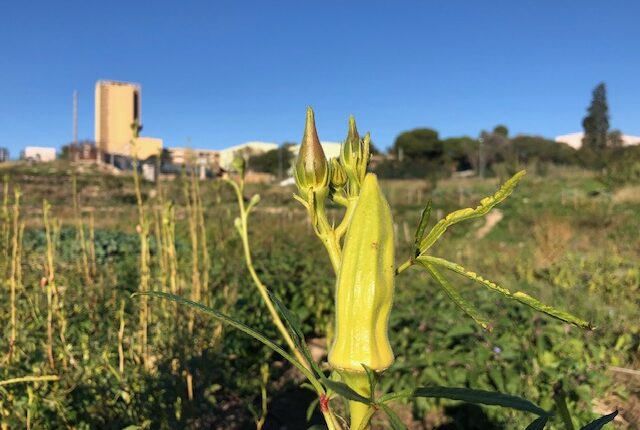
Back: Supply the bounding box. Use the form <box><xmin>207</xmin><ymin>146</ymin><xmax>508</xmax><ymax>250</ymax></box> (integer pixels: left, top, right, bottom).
<box><xmin>413</xmin><ymin>200</ymin><xmax>432</xmax><ymax>256</ymax></box>
<box><xmin>525</xmin><ymin>416</ymin><xmax>549</xmax><ymax>430</ymax></box>
<box><xmin>362</xmin><ymin>364</ymin><xmax>378</xmax><ymax>401</ymax></box>
<box><xmin>307</xmin><ymin>426</ymin><xmax>328</xmax><ymax>430</ymax></box>
<box><xmin>419</xmin><ymin>170</ymin><xmax>526</xmax><ymax>252</ymax></box>
<box><xmin>579</xmin><ymin>410</ymin><xmax>618</xmax><ymax>430</ymax></box>
<box><xmin>321</xmin><ymin>378</ymin><xmax>371</xmax><ymax>404</ymax></box>
<box><xmin>380</xmin><ymin>403</ymin><xmax>408</xmax><ymax>430</ymax></box>
<box><xmin>411</xmin><ymin>386</ymin><xmax>550</xmax><ymax>417</ymax></box>
<box><xmin>135</xmin><ymin>291</ymin><xmax>320</xmax><ymax>389</ymax></box>
<box><xmin>306</xmin><ymin>398</ymin><xmax>319</xmax><ymax>422</ymax></box>
<box><xmin>418</xmin><ymin>260</ymin><xmax>491</xmax><ymax>330</ymax></box>
<box><xmin>419</xmin><ymin>255</ymin><xmax>593</xmax><ymax>329</ymax></box>
<box><xmin>268</xmin><ymin>291</ymin><xmax>324</xmax><ymax>377</ymax></box>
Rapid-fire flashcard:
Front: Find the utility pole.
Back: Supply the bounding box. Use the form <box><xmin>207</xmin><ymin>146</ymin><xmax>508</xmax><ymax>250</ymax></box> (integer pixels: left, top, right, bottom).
<box><xmin>73</xmin><ymin>90</ymin><xmax>78</xmax><ymax>161</ymax></box>
<box><xmin>478</xmin><ymin>136</ymin><xmax>485</xmax><ymax>179</ymax></box>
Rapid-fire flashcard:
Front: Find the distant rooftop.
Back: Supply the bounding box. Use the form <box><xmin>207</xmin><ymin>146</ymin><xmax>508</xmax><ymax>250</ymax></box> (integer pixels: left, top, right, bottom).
<box><xmin>555</xmin><ymin>132</ymin><xmax>640</xmax><ymax>149</ymax></box>
<box><xmin>96</xmin><ymin>79</ymin><xmax>141</xmax><ymax>89</ymax></box>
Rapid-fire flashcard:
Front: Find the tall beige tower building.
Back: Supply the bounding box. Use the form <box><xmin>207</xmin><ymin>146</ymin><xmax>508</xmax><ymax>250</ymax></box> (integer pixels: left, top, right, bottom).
<box><xmin>94</xmin><ymin>80</ymin><xmax>162</xmax><ymax>160</ymax></box>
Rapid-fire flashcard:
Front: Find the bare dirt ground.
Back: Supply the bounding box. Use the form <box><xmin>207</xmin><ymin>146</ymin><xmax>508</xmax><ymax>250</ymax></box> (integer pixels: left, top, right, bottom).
<box><xmin>475</xmin><ymin>209</ymin><xmax>503</xmax><ymax>239</ymax></box>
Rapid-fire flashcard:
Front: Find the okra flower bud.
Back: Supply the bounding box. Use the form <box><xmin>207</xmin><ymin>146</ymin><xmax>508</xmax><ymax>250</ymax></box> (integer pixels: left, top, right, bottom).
<box><xmin>340</xmin><ymin>115</ymin><xmax>371</xmax><ymax>195</ymax></box>
<box><xmin>329</xmin><ymin>173</ymin><xmax>395</xmax><ymax>372</ymax></box>
<box><xmin>329</xmin><ymin>157</ymin><xmax>347</xmax><ymax>191</ymax></box>
<box><xmin>231</xmin><ymin>156</ymin><xmax>246</xmax><ymax>179</ymax></box>
<box><xmin>294</xmin><ymin>107</ymin><xmax>329</xmax><ymax>199</ymax></box>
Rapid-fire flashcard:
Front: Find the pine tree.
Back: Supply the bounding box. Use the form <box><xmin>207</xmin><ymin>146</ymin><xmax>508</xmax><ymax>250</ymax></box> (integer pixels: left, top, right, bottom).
<box><xmin>582</xmin><ymin>82</ymin><xmax>610</xmax><ymax>150</ymax></box>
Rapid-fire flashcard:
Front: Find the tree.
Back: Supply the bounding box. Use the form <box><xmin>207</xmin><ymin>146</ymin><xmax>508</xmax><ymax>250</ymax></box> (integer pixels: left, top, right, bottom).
<box><xmin>607</xmin><ymin>129</ymin><xmax>624</xmax><ymax>148</ymax></box>
<box><xmin>493</xmin><ymin>125</ymin><xmax>509</xmax><ymax>138</ymax></box>
<box><xmin>441</xmin><ymin>137</ymin><xmax>478</xmax><ymax>171</ymax></box>
<box><xmin>392</xmin><ymin>128</ymin><xmax>441</xmax><ymax>160</ymax></box>
<box><xmin>582</xmin><ymin>82</ymin><xmax>609</xmax><ymax>151</ymax></box>
<box><xmin>478</xmin><ymin>127</ymin><xmax>511</xmax><ymax>176</ymax></box>
<box><xmin>247</xmin><ymin>143</ymin><xmax>294</xmax><ymax>178</ymax></box>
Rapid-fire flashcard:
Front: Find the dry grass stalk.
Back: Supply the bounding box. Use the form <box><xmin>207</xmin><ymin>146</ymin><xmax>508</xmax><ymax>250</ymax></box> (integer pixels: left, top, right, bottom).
<box><xmin>193</xmin><ymin>171</ymin><xmax>210</xmax><ymax>303</ymax></box>
<box><xmin>132</xmin><ymin>154</ymin><xmax>151</xmax><ymax>370</ymax></box>
<box><xmin>118</xmin><ymin>299</ymin><xmax>126</xmax><ymax>374</ymax></box>
<box><xmin>183</xmin><ymin>169</ymin><xmax>201</xmax><ymax>333</ymax></box>
<box><xmin>7</xmin><ymin>189</ymin><xmax>21</xmax><ymax>362</ymax></box>
<box><xmin>72</xmin><ymin>175</ymin><xmax>91</xmax><ymax>286</ymax></box>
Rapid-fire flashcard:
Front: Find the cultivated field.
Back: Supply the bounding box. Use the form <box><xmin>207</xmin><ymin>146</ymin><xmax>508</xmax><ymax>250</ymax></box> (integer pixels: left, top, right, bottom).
<box><xmin>0</xmin><ymin>161</ymin><xmax>638</xmax><ymax>429</ymax></box>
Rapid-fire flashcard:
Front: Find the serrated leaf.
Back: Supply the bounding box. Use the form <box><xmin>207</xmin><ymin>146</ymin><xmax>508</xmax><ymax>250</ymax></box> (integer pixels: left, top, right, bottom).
<box><xmin>525</xmin><ymin>416</ymin><xmax>549</xmax><ymax>430</ymax></box>
<box><xmin>380</xmin><ymin>403</ymin><xmax>408</xmax><ymax>430</ymax></box>
<box><xmin>321</xmin><ymin>378</ymin><xmax>371</xmax><ymax>404</ymax></box>
<box><xmin>413</xmin><ymin>200</ymin><xmax>432</xmax><ymax>256</ymax></box>
<box><xmin>135</xmin><ymin>291</ymin><xmax>318</xmax><ymax>385</ymax></box>
<box><xmin>412</xmin><ymin>386</ymin><xmax>549</xmax><ymax>417</ymax></box>
<box><xmin>419</xmin><ymin>260</ymin><xmax>491</xmax><ymax>330</ymax></box>
<box><xmin>420</xmin><ymin>255</ymin><xmax>592</xmax><ymax>329</ymax></box>
<box><xmin>579</xmin><ymin>410</ymin><xmax>618</xmax><ymax>430</ymax></box>
<box><xmin>419</xmin><ymin>170</ymin><xmax>525</xmax><ymax>252</ymax></box>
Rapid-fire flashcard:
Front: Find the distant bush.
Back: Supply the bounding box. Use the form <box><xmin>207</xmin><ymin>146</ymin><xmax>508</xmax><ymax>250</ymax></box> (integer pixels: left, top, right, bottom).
<box><xmin>601</xmin><ymin>145</ymin><xmax>640</xmax><ymax>187</ymax></box>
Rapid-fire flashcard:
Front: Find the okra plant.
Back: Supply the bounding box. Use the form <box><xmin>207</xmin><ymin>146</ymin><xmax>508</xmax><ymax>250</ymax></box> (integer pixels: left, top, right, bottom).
<box><xmin>141</xmin><ymin>108</ymin><xmax>617</xmax><ymax>429</ymax></box>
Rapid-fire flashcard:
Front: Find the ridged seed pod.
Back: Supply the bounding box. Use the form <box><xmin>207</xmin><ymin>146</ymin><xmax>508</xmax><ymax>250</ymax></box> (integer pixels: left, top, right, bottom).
<box><xmin>328</xmin><ymin>173</ymin><xmax>395</xmax><ymax>372</ymax></box>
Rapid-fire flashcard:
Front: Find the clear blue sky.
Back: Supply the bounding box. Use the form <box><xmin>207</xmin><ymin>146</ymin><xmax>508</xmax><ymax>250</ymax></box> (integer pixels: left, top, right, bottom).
<box><xmin>1</xmin><ymin>1</ymin><xmax>638</xmax><ymax>156</ymax></box>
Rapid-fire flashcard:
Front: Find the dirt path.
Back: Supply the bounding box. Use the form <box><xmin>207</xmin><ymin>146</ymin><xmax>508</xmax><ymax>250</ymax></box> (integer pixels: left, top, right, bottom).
<box><xmin>475</xmin><ymin>209</ymin><xmax>503</xmax><ymax>239</ymax></box>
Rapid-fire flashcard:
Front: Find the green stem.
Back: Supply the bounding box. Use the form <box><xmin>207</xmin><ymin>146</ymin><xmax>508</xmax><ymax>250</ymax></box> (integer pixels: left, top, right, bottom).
<box><xmin>334</xmin><ymin>197</ymin><xmax>358</xmax><ymax>241</ymax></box>
<box><xmin>395</xmin><ymin>258</ymin><xmax>414</xmax><ymax>276</ymax></box>
<box><xmin>553</xmin><ymin>390</ymin><xmax>575</xmax><ymax>430</ymax></box>
<box><xmin>313</xmin><ymin>196</ymin><xmax>342</xmax><ymax>274</ymax></box>
<box><xmin>342</xmin><ymin>372</ymin><xmax>374</xmax><ymax>430</ymax></box>
<box><xmin>0</xmin><ymin>375</ymin><xmax>59</xmax><ymax>387</ymax></box>
<box><xmin>322</xmin><ymin>408</ymin><xmax>343</xmax><ymax>430</ymax></box>
<box><xmin>226</xmin><ymin>178</ymin><xmax>310</xmax><ymax>370</ymax></box>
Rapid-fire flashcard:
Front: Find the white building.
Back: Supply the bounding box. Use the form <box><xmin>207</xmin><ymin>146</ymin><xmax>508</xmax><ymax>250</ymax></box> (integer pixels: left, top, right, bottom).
<box><xmin>217</xmin><ymin>140</ymin><xmax>344</xmax><ymax>172</ymax></box>
<box><xmin>168</xmin><ymin>147</ymin><xmax>220</xmax><ymax>166</ymax></box>
<box><xmin>219</xmin><ymin>141</ymin><xmax>278</xmax><ymax>169</ymax></box>
<box><xmin>21</xmin><ymin>146</ymin><xmax>56</xmax><ymax>162</ymax></box>
<box><xmin>555</xmin><ymin>132</ymin><xmax>640</xmax><ymax>149</ymax></box>
<box><xmin>288</xmin><ymin>141</ymin><xmax>342</xmax><ymax>159</ymax></box>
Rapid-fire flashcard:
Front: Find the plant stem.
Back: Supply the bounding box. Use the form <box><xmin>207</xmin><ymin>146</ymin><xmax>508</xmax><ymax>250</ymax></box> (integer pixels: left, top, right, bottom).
<box><xmin>132</xmin><ymin>155</ymin><xmax>150</xmax><ymax>369</ymax></box>
<box><xmin>342</xmin><ymin>372</ymin><xmax>373</xmax><ymax>430</ymax></box>
<box><xmin>312</xmin><ymin>197</ymin><xmax>342</xmax><ymax>274</ymax></box>
<box><xmin>553</xmin><ymin>389</ymin><xmax>575</xmax><ymax>430</ymax></box>
<box><xmin>72</xmin><ymin>175</ymin><xmax>91</xmax><ymax>286</ymax></box>
<box><xmin>226</xmin><ymin>177</ymin><xmax>309</xmax><ymax>369</ymax></box>
<box><xmin>395</xmin><ymin>258</ymin><xmax>414</xmax><ymax>276</ymax></box>
<box><xmin>0</xmin><ymin>375</ymin><xmax>59</xmax><ymax>387</ymax></box>
<box><xmin>8</xmin><ymin>189</ymin><xmax>21</xmax><ymax>362</ymax></box>
<box><xmin>334</xmin><ymin>197</ymin><xmax>358</xmax><ymax>242</ymax></box>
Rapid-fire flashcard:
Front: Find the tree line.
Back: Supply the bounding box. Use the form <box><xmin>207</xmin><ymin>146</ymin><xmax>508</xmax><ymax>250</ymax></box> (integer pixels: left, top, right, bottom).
<box><xmin>248</xmin><ymin>82</ymin><xmax>638</xmax><ymax>185</ymax></box>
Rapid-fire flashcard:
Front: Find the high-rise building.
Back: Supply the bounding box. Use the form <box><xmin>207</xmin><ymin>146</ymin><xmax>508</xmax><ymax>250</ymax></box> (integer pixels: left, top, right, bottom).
<box><xmin>94</xmin><ymin>80</ymin><xmax>162</xmax><ymax>160</ymax></box>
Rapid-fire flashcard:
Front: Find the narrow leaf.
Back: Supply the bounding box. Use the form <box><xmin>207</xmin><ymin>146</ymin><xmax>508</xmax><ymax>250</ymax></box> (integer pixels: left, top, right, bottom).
<box><xmin>525</xmin><ymin>416</ymin><xmax>549</xmax><ymax>430</ymax></box>
<box><xmin>269</xmin><ymin>292</ymin><xmax>324</xmax><ymax>377</ymax></box>
<box><xmin>419</xmin><ymin>261</ymin><xmax>492</xmax><ymax>330</ymax></box>
<box><xmin>380</xmin><ymin>403</ymin><xmax>408</xmax><ymax>430</ymax></box>
<box><xmin>413</xmin><ymin>200</ymin><xmax>432</xmax><ymax>256</ymax></box>
<box><xmin>419</xmin><ymin>170</ymin><xmax>526</xmax><ymax>252</ymax></box>
<box><xmin>306</xmin><ymin>398</ymin><xmax>319</xmax><ymax>422</ymax></box>
<box><xmin>362</xmin><ymin>364</ymin><xmax>378</xmax><ymax>401</ymax></box>
<box><xmin>322</xmin><ymin>378</ymin><xmax>371</xmax><ymax>404</ymax></box>
<box><xmin>412</xmin><ymin>386</ymin><xmax>550</xmax><ymax>417</ymax></box>
<box><xmin>420</xmin><ymin>256</ymin><xmax>592</xmax><ymax>329</ymax></box>
<box><xmin>579</xmin><ymin>410</ymin><xmax>618</xmax><ymax>430</ymax></box>
<box><xmin>135</xmin><ymin>291</ymin><xmax>319</xmax><ymax>387</ymax></box>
